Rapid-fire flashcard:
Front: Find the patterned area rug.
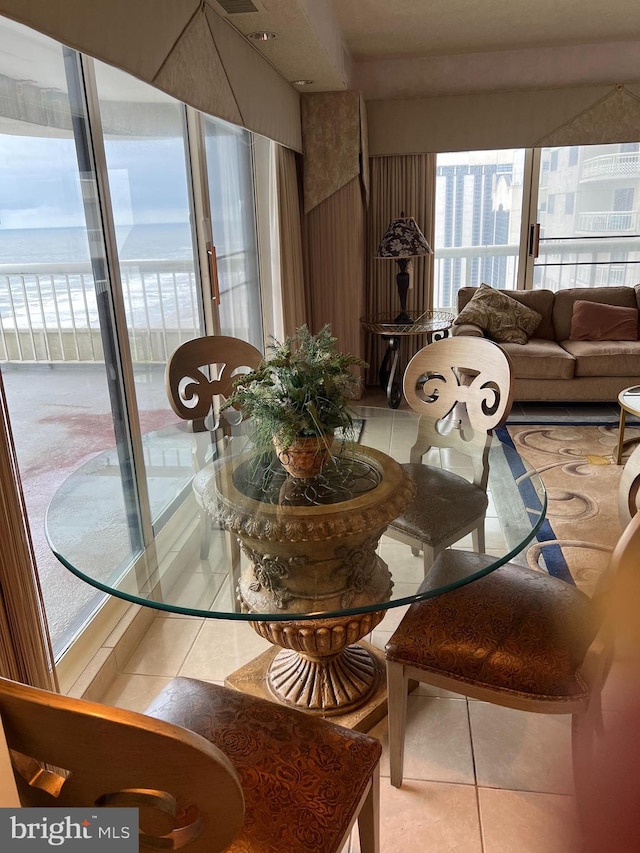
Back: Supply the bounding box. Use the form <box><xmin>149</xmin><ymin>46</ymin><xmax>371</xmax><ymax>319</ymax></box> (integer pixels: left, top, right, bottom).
<box><xmin>496</xmin><ymin>423</ymin><xmax>640</xmax><ymax>595</ymax></box>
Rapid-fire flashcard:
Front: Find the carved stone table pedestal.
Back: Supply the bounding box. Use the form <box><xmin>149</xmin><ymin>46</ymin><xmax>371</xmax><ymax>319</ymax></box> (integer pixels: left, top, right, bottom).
<box><xmin>207</xmin><ymin>445</ymin><xmax>415</xmax><ymax>723</ymax></box>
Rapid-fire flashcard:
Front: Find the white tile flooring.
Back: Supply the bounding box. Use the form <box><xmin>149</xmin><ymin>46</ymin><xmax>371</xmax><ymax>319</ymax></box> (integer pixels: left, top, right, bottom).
<box><xmin>91</xmin><ymin>398</ymin><xmax>630</xmax><ymax>852</ymax></box>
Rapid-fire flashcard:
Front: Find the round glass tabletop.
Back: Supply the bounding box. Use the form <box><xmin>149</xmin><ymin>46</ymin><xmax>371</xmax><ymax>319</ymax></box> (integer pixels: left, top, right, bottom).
<box><xmin>46</xmin><ymin>426</ymin><xmax>546</xmax><ymax>623</ymax></box>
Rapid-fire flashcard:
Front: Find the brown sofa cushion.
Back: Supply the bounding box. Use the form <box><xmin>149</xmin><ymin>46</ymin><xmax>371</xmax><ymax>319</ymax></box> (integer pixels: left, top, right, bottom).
<box><xmin>454</xmin><ymin>284</ymin><xmax>542</xmax><ymax>344</ymax></box>
<box><xmin>499</xmin><ymin>338</ymin><xmax>575</xmax><ymax>380</ymax></box>
<box><xmin>570</xmin><ymin>300</ymin><xmax>639</xmax><ymax>341</ymax></box>
<box><xmin>457</xmin><ymin>286</ymin><xmax>556</xmax><ymax>340</ymax></box>
<box><xmin>553</xmin><ymin>286</ymin><xmax>639</xmax><ymax>341</ymax></box>
<box><xmin>561</xmin><ymin>339</ymin><xmax>640</xmax><ymax>377</ymax></box>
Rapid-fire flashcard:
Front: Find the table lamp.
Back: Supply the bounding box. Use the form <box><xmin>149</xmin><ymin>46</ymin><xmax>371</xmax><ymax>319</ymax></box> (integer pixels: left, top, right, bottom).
<box><xmin>375</xmin><ymin>212</ymin><xmax>432</xmax><ymax>324</ymax></box>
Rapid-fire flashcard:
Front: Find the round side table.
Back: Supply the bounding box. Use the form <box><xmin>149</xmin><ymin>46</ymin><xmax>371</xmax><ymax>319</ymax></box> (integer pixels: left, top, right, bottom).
<box><xmin>361</xmin><ymin>312</ymin><xmax>454</xmax><ymax>408</ymax></box>
<box><xmin>616</xmin><ymin>385</ymin><xmax>640</xmax><ymax>464</ymax></box>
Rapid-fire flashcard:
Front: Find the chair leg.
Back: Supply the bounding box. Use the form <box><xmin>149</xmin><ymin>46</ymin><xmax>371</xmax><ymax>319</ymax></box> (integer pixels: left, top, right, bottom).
<box><xmin>387</xmin><ymin>659</ymin><xmax>409</xmax><ymax>788</ymax></box>
<box><xmin>357</xmin><ymin>764</ymin><xmax>380</xmax><ymax>853</ymax></box>
<box><xmin>422</xmin><ymin>543</ymin><xmax>436</xmax><ymax>575</ymax></box>
<box><xmin>571</xmin><ymin>708</ymin><xmax>597</xmax><ymax>836</ymax></box>
<box><xmin>199</xmin><ymin>508</ymin><xmax>211</xmax><ymax>559</ymax></box>
<box><xmin>471</xmin><ymin>519</ymin><xmax>485</xmax><ymax>554</ymax></box>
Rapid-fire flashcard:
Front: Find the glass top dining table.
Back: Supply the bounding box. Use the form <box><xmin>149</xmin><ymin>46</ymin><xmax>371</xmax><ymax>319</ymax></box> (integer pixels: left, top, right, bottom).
<box><xmin>46</xmin><ymin>424</ymin><xmax>547</xmax><ymax>625</ymax></box>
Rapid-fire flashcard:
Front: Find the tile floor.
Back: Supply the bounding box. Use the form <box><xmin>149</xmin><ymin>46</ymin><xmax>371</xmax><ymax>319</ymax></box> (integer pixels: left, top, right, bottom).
<box><xmin>93</xmin><ymin>396</ymin><xmax>632</xmax><ymax>852</ymax></box>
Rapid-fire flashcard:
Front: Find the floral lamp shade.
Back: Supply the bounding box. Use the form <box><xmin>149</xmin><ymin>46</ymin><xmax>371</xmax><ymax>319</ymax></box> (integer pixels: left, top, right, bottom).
<box><xmin>375</xmin><ymin>213</ymin><xmax>432</xmax><ymax>259</ymax></box>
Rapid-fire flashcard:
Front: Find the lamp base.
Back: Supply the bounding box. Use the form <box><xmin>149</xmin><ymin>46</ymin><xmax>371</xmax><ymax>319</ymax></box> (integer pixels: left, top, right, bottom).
<box><xmin>395</xmin><ymin>261</ymin><xmax>412</xmax><ymax>324</ymax></box>
<box><xmin>394</xmin><ymin>310</ymin><xmax>413</xmax><ymax>325</ymax></box>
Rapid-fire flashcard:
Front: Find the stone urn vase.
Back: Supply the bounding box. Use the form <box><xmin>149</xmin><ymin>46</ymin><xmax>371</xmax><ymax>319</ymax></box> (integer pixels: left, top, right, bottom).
<box><xmin>207</xmin><ymin>445</ymin><xmax>415</xmax><ymax>716</ymax></box>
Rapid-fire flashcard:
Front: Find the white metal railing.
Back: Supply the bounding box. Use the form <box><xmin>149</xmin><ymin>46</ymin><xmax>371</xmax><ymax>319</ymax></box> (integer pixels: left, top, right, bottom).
<box><xmin>581</xmin><ymin>151</ymin><xmax>640</xmax><ymax>180</ymax></box>
<box><xmin>577</xmin><ymin>210</ymin><xmax>640</xmax><ymax>232</ymax></box>
<box><xmin>433</xmin><ymin>240</ymin><xmax>640</xmax><ymax>309</ymax></box>
<box><xmin>0</xmin><ymin>255</ymin><xmax>252</xmax><ymax>363</ymax></box>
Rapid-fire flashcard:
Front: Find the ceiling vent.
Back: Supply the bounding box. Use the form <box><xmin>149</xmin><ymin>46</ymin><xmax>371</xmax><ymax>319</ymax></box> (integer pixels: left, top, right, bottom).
<box><xmin>213</xmin><ymin>0</ymin><xmax>262</xmax><ymax>14</ymax></box>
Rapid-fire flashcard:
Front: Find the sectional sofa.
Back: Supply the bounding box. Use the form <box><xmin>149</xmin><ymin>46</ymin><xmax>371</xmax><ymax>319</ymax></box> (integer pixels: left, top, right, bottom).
<box><xmin>452</xmin><ymin>285</ymin><xmax>640</xmax><ymax>402</ymax></box>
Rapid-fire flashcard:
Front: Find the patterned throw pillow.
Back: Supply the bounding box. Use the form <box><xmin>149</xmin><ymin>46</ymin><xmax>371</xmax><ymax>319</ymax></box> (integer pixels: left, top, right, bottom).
<box><xmin>454</xmin><ymin>284</ymin><xmax>542</xmax><ymax>344</ymax></box>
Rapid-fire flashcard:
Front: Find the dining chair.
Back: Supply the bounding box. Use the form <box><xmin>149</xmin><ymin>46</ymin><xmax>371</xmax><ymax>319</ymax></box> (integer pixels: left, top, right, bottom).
<box><xmin>383</xmin><ymin>450</ymin><xmax>640</xmax><ymax>792</ymax></box>
<box><xmin>384</xmin><ymin>335</ymin><xmax>514</xmax><ymax>573</ymax></box>
<box><xmin>165</xmin><ymin>335</ymin><xmax>262</xmax><ymax>559</ymax></box>
<box><xmin>618</xmin><ymin>440</ymin><xmax>640</xmax><ymax>525</ymax></box>
<box><xmin>0</xmin><ymin>674</ymin><xmax>381</xmax><ymax>852</ymax></box>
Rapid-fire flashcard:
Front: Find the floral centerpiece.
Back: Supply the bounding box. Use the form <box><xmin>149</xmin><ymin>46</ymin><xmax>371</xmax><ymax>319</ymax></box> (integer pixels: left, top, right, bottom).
<box><xmin>224</xmin><ymin>325</ymin><xmax>366</xmax><ymax>477</ymax></box>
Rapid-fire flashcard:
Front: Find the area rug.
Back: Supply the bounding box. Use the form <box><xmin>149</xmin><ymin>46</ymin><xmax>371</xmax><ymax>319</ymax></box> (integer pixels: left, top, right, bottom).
<box><xmin>496</xmin><ymin>423</ymin><xmax>640</xmax><ymax>596</ymax></box>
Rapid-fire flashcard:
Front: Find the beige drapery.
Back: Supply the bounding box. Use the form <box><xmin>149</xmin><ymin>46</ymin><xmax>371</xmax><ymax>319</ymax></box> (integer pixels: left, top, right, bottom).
<box><xmin>276</xmin><ymin>146</ymin><xmax>307</xmax><ymax>338</ymax></box>
<box><xmin>364</xmin><ymin>154</ymin><xmax>436</xmax><ymax>387</ymax></box>
<box><xmin>303</xmin><ymin>177</ymin><xmax>366</xmax><ymax>391</ymax></box>
<box><xmin>0</xmin><ymin>372</ymin><xmax>58</xmax><ymax>690</ymax></box>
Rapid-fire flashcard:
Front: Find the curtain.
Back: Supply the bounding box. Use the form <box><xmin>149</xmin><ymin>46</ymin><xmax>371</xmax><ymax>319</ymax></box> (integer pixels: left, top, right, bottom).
<box><xmin>0</xmin><ymin>371</ymin><xmax>58</xmax><ymax>690</ymax></box>
<box><xmin>276</xmin><ymin>145</ymin><xmax>307</xmax><ymax>337</ymax></box>
<box><xmin>303</xmin><ymin>176</ymin><xmax>366</xmax><ymax>393</ymax></box>
<box><xmin>364</xmin><ymin>154</ymin><xmax>436</xmax><ymax>387</ymax></box>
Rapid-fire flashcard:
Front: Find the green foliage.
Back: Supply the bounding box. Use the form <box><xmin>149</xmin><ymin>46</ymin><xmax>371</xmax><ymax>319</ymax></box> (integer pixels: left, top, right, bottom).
<box><xmin>224</xmin><ymin>325</ymin><xmax>367</xmax><ymax>454</ymax></box>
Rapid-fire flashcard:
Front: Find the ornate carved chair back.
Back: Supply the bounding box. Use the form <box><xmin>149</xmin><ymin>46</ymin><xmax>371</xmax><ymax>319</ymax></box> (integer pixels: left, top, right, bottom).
<box><xmin>403</xmin><ymin>335</ymin><xmax>514</xmax><ymax>438</ymax></box>
<box><xmin>165</xmin><ymin>335</ymin><xmax>263</xmax><ymax>559</ymax></box>
<box><xmin>165</xmin><ymin>335</ymin><xmax>263</xmax><ymax>436</ymax></box>
<box><xmin>0</xmin><ymin>676</ymin><xmax>244</xmax><ymax>852</ymax></box>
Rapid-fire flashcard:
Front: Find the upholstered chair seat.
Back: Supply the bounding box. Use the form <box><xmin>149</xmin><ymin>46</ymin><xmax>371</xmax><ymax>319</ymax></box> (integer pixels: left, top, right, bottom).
<box><xmin>145</xmin><ymin>677</ymin><xmax>382</xmax><ymax>853</ymax></box>
<box><xmin>0</xmin><ymin>674</ymin><xmax>381</xmax><ymax>853</ymax></box>
<box><xmin>386</xmin><ymin>555</ymin><xmax>599</xmax><ymax>702</ymax></box>
<box><xmin>385</xmin><ymin>489</ymin><xmax>640</xmax><ymax>794</ymax></box>
<box><xmin>390</xmin><ymin>464</ymin><xmax>489</xmax><ymax>548</ymax></box>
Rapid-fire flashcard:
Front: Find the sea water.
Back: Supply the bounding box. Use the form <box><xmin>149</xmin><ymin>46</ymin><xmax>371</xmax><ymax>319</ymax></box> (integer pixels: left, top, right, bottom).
<box><xmin>0</xmin><ymin>223</ymin><xmax>198</xmax><ymax>329</ymax></box>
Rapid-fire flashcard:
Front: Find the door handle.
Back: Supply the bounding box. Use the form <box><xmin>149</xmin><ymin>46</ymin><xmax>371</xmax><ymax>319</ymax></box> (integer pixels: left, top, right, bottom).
<box><xmin>528</xmin><ymin>223</ymin><xmax>540</xmax><ymax>258</ymax></box>
<box><xmin>206</xmin><ymin>242</ymin><xmax>221</xmax><ymax>305</ymax></box>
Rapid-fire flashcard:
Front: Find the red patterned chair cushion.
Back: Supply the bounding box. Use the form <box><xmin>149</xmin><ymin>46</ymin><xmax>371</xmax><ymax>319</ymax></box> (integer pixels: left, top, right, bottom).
<box><xmin>145</xmin><ymin>677</ymin><xmax>381</xmax><ymax>852</ymax></box>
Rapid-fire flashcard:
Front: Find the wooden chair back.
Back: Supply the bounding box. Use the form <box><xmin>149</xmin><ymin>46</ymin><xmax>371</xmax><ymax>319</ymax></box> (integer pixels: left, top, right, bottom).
<box><xmin>165</xmin><ymin>336</ymin><xmax>262</xmax><ymax>432</ymax></box>
<box><xmin>403</xmin><ymin>336</ymin><xmax>514</xmax><ymax>433</ymax></box>
<box><xmin>402</xmin><ymin>336</ymin><xmax>513</xmax><ymax>476</ymax></box>
<box><xmin>0</xmin><ymin>676</ymin><xmax>244</xmax><ymax>852</ymax></box>
<box><xmin>618</xmin><ymin>441</ymin><xmax>640</xmax><ymax>526</ymax></box>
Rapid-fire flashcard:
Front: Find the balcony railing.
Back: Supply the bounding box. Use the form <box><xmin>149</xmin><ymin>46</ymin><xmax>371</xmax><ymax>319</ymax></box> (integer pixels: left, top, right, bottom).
<box><xmin>577</xmin><ymin>210</ymin><xmax>640</xmax><ymax>233</ymax></box>
<box><xmin>0</xmin><ymin>255</ymin><xmax>253</xmax><ymax>363</ymax></box>
<box><xmin>581</xmin><ymin>152</ymin><xmax>640</xmax><ymax>180</ymax></box>
<box><xmin>0</xmin><ymin>259</ymin><xmax>200</xmax><ymax>363</ymax></box>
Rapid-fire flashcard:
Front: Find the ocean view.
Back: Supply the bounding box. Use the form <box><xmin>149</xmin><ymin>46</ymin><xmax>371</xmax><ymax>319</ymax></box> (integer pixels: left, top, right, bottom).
<box><xmin>0</xmin><ymin>223</ymin><xmax>199</xmax><ymax>333</ymax></box>
<box><xmin>0</xmin><ymin>222</ymin><xmax>196</xmax><ymax>265</ymax></box>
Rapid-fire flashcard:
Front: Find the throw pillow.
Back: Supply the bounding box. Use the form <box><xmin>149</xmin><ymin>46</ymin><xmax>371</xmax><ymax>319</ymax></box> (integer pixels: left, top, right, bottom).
<box><xmin>569</xmin><ymin>300</ymin><xmax>639</xmax><ymax>341</ymax></box>
<box><xmin>454</xmin><ymin>284</ymin><xmax>542</xmax><ymax>345</ymax></box>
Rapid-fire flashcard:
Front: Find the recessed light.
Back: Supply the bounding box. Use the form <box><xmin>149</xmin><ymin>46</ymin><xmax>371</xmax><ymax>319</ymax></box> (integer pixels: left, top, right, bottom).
<box><xmin>292</xmin><ymin>80</ymin><xmax>314</xmax><ymax>86</ymax></box>
<box><xmin>246</xmin><ymin>31</ymin><xmax>276</xmax><ymax>41</ymax></box>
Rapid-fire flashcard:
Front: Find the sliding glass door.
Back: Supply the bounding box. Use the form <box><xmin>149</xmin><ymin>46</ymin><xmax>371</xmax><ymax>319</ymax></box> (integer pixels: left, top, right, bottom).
<box><xmin>433</xmin><ymin>149</ymin><xmax>526</xmax><ymax>310</ymax></box>
<box><xmin>202</xmin><ymin>116</ymin><xmax>264</xmax><ymax>351</ymax></box>
<box><xmin>0</xmin><ymin>14</ymin><xmax>266</xmax><ymax>669</ymax></box>
<box><xmin>530</xmin><ymin>143</ymin><xmax>640</xmax><ymax>290</ymax></box>
<box><xmin>434</xmin><ymin>143</ymin><xmax>640</xmax><ymax>309</ymax></box>
<box><xmin>0</xmin><ymin>20</ymin><xmax>143</xmax><ymax>656</ymax></box>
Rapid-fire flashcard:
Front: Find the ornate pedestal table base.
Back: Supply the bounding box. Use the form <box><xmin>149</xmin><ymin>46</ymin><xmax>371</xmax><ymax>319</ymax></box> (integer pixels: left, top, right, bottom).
<box><xmin>206</xmin><ymin>445</ymin><xmax>415</xmax><ymax>723</ymax></box>
<box><xmin>225</xmin><ymin>642</ymin><xmax>390</xmax><ymax>732</ymax></box>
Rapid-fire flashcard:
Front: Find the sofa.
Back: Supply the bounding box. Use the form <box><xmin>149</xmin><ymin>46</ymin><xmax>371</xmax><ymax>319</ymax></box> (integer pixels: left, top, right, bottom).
<box><xmin>452</xmin><ymin>285</ymin><xmax>640</xmax><ymax>402</ymax></box>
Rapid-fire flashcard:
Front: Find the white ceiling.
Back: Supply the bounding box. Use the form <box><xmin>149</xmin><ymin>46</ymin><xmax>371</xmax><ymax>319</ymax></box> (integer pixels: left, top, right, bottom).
<box><xmin>216</xmin><ymin>0</ymin><xmax>640</xmax><ymax>99</ymax></box>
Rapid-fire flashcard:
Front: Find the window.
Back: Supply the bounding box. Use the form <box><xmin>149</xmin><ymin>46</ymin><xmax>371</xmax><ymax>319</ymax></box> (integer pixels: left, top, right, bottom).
<box><xmin>533</xmin><ymin>143</ymin><xmax>640</xmax><ymax>290</ymax></box>
<box><xmin>433</xmin><ymin>149</ymin><xmax>525</xmax><ymax>310</ymax></box>
<box><xmin>0</xmin><ymin>16</ymin><xmax>268</xmax><ymax>667</ymax></box>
